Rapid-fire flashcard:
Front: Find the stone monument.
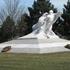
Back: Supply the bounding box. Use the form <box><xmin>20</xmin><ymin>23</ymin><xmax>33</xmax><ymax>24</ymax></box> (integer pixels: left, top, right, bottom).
<box><xmin>0</xmin><ymin>10</ymin><xmax>70</xmax><ymax>53</ymax></box>
<box><xmin>20</xmin><ymin>10</ymin><xmax>61</xmax><ymax>39</ymax></box>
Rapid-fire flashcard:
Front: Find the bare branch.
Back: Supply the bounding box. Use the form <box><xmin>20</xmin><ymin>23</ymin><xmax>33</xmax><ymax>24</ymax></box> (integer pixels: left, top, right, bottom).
<box><xmin>3</xmin><ymin>0</ymin><xmax>24</xmax><ymax>22</ymax></box>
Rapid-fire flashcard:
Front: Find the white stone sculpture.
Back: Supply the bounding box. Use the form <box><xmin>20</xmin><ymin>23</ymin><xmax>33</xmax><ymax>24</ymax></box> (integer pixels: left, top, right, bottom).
<box><xmin>32</xmin><ymin>10</ymin><xmax>61</xmax><ymax>39</ymax></box>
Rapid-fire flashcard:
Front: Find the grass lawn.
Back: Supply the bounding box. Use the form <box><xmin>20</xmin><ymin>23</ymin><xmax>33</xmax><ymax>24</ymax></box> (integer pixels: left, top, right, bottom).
<box><xmin>0</xmin><ymin>52</ymin><xmax>70</xmax><ymax>70</ymax></box>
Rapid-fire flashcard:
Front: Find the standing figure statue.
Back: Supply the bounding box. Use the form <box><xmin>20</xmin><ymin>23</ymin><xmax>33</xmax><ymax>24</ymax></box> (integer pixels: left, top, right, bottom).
<box><xmin>20</xmin><ymin>10</ymin><xmax>62</xmax><ymax>39</ymax></box>
<box><xmin>32</xmin><ymin>10</ymin><xmax>62</xmax><ymax>39</ymax></box>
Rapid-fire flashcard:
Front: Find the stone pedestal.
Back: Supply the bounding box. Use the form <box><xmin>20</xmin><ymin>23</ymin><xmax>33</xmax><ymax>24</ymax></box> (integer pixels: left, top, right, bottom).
<box><xmin>0</xmin><ymin>38</ymin><xmax>70</xmax><ymax>53</ymax></box>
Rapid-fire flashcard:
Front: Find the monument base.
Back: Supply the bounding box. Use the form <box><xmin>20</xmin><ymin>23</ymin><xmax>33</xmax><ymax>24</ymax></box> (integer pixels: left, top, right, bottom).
<box><xmin>0</xmin><ymin>38</ymin><xmax>70</xmax><ymax>53</ymax></box>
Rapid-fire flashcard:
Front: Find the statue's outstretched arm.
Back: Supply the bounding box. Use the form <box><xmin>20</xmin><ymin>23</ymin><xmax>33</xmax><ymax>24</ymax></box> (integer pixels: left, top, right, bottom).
<box><xmin>60</xmin><ymin>16</ymin><xmax>64</xmax><ymax>21</ymax></box>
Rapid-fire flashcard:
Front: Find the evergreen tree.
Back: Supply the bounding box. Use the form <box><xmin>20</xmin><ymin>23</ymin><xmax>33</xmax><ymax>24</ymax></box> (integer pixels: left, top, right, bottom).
<box><xmin>1</xmin><ymin>16</ymin><xmax>16</xmax><ymax>42</ymax></box>
<box><xmin>53</xmin><ymin>0</ymin><xmax>70</xmax><ymax>39</ymax></box>
<box><xmin>17</xmin><ymin>13</ymin><xmax>29</xmax><ymax>36</ymax></box>
<box><xmin>28</xmin><ymin>0</ymin><xmax>57</xmax><ymax>26</ymax></box>
<box><xmin>54</xmin><ymin>0</ymin><xmax>70</xmax><ymax>39</ymax></box>
<box><xmin>62</xmin><ymin>0</ymin><xmax>70</xmax><ymax>36</ymax></box>
<box><xmin>0</xmin><ymin>27</ymin><xmax>2</xmax><ymax>43</ymax></box>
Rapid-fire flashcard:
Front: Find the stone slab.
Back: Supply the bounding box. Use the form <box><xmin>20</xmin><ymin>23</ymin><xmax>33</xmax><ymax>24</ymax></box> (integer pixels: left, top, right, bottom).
<box><xmin>0</xmin><ymin>38</ymin><xmax>70</xmax><ymax>53</ymax></box>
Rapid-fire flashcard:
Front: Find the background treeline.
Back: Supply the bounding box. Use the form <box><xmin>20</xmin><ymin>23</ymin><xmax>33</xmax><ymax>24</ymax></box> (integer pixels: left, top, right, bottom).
<box><xmin>0</xmin><ymin>0</ymin><xmax>70</xmax><ymax>43</ymax></box>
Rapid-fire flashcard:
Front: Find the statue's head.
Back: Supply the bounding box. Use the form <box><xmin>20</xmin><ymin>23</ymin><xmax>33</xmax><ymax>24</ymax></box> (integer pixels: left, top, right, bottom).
<box><xmin>49</xmin><ymin>10</ymin><xmax>53</xmax><ymax>14</ymax></box>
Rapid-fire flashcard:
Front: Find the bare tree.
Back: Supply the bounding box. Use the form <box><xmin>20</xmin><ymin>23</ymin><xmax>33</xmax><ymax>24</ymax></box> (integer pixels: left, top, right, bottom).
<box><xmin>0</xmin><ymin>8</ymin><xmax>8</xmax><ymax>23</ymax></box>
<box><xmin>0</xmin><ymin>0</ymin><xmax>24</xmax><ymax>23</ymax></box>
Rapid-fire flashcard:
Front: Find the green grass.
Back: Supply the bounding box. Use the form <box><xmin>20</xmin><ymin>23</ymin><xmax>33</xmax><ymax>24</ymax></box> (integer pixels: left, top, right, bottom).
<box><xmin>0</xmin><ymin>52</ymin><xmax>70</xmax><ymax>70</ymax></box>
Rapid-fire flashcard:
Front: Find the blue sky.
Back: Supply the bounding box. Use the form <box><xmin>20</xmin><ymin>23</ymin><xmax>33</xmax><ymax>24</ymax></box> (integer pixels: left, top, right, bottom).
<box><xmin>0</xmin><ymin>0</ymin><xmax>68</xmax><ymax>25</ymax></box>
<box><xmin>0</xmin><ymin>0</ymin><xmax>68</xmax><ymax>12</ymax></box>
<box><xmin>50</xmin><ymin>0</ymin><xmax>68</xmax><ymax>11</ymax></box>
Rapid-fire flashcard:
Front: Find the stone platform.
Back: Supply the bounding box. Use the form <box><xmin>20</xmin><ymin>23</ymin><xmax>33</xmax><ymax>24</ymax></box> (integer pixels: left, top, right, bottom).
<box><xmin>0</xmin><ymin>38</ymin><xmax>70</xmax><ymax>53</ymax></box>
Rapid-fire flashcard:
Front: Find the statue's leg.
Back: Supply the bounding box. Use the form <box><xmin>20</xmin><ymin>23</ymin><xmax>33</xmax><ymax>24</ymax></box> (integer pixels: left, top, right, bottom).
<box><xmin>45</xmin><ymin>24</ymin><xmax>59</xmax><ymax>38</ymax></box>
<box><xmin>44</xmin><ymin>24</ymin><xmax>52</xmax><ymax>35</ymax></box>
<box><xmin>47</xmin><ymin>30</ymin><xmax>59</xmax><ymax>38</ymax></box>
